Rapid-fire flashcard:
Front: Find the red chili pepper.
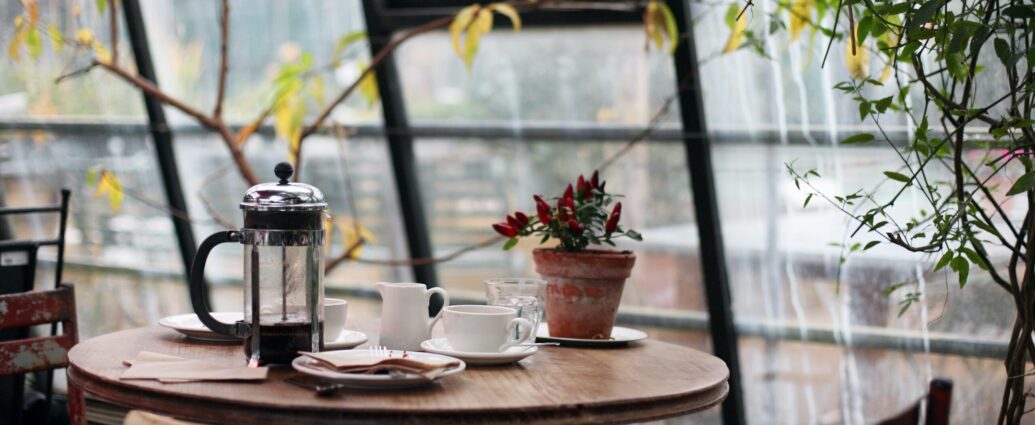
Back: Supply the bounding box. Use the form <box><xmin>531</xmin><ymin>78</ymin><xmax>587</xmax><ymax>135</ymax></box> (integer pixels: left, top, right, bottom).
<box><xmin>534</xmin><ymin>195</ymin><xmax>551</xmax><ymax>225</ymax></box>
<box><xmin>507</xmin><ymin>214</ymin><xmax>523</xmax><ymax>230</ymax></box>
<box><xmin>590</xmin><ymin>170</ymin><xmax>600</xmax><ymax>189</ymax></box>
<box><xmin>568</xmin><ymin>218</ymin><xmax>582</xmax><ymax>233</ymax></box>
<box><xmin>493</xmin><ymin>222</ymin><xmax>517</xmax><ymax>238</ymax></box>
<box><xmin>514</xmin><ymin>211</ymin><xmax>529</xmax><ymax>227</ymax></box>
<box><xmin>563</xmin><ymin>183</ymin><xmax>574</xmax><ymax>201</ymax></box>
<box><xmin>605</xmin><ymin>202</ymin><xmax>621</xmax><ymax>234</ymax></box>
<box><xmin>557</xmin><ymin>197</ymin><xmax>569</xmax><ymax>221</ymax></box>
<box><xmin>577</xmin><ymin>175</ymin><xmax>589</xmax><ymax>200</ymax></box>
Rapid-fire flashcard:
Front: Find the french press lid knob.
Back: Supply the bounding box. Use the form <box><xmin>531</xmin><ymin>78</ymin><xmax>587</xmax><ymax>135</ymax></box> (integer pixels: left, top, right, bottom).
<box><xmin>274</xmin><ymin>162</ymin><xmax>293</xmax><ymax>185</ymax></box>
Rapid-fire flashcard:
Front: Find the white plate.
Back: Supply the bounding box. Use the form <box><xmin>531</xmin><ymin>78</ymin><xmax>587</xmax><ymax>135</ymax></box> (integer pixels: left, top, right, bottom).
<box><xmin>419</xmin><ymin>338</ymin><xmax>537</xmax><ymax>366</ymax></box>
<box><xmin>158</xmin><ymin>312</ymin><xmax>243</xmax><ymax>343</ymax></box>
<box><xmin>535</xmin><ymin>324</ymin><xmax>647</xmax><ymax>347</ymax></box>
<box><xmin>324</xmin><ymin>330</ymin><xmax>368</xmax><ymax>350</ymax></box>
<box><xmin>291</xmin><ymin>350</ymin><xmax>465</xmax><ymax>389</ymax></box>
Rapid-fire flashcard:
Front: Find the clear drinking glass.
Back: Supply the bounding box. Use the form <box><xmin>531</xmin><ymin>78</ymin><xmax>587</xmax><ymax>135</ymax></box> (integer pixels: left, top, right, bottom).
<box><xmin>484</xmin><ymin>278</ymin><xmax>547</xmax><ymax>343</ymax></box>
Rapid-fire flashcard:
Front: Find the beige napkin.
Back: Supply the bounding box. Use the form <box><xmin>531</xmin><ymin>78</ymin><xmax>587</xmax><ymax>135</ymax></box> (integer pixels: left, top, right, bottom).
<box><xmin>120</xmin><ymin>351</ymin><xmax>268</xmax><ymax>383</ymax></box>
<box><xmin>299</xmin><ymin>351</ymin><xmax>459</xmax><ymax>380</ymax></box>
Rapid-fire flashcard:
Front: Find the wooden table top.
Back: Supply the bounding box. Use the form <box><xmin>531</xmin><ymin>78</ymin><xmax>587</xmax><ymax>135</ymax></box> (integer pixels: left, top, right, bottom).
<box><xmin>68</xmin><ymin>319</ymin><xmax>729</xmax><ymax>424</ymax></box>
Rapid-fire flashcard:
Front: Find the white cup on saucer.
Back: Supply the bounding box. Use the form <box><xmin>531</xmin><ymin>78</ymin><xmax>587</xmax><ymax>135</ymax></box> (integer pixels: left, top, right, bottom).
<box><xmin>324</xmin><ymin>298</ymin><xmax>348</xmax><ymax>342</ymax></box>
<box><xmin>440</xmin><ymin>305</ymin><xmax>532</xmax><ymax>353</ymax></box>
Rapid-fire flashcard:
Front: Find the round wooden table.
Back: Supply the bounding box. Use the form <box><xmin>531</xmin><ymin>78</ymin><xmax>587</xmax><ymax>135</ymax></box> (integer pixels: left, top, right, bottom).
<box><xmin>68</xmin><ymin>319</ymin><xmax>729</xmax><ymax>424</ymax></box>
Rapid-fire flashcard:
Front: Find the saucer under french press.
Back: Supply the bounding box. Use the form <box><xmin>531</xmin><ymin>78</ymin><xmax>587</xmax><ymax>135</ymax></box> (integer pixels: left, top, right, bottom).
<box><xmin>188</xmin><ymin>162</ymin><xmax>328</xmax><ymax>365</ymax></box>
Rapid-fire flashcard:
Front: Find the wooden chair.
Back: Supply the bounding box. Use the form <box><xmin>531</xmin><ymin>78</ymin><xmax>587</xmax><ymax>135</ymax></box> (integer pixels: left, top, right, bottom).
<box><xmin>0</xmin><ymin>283</ymin><xmax>85</xmax><ymax>425</ymax></box>
<box><xmin>877</xmin><ymin>378</ymin><xmax>952</xmax><ymax>425</ymax></box>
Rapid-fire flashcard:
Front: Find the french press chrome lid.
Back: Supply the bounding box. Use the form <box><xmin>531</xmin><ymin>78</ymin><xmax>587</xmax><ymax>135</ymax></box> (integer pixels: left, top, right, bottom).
<box><xmin>240</xmin><ymin>163</ymin><xmax>327</xmax><ymax>212</ymax></box>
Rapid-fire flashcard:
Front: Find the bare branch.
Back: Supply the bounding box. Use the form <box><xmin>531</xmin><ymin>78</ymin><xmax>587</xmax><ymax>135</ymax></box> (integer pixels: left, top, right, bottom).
<box><xmin>213</xmin><ymin>0</ymin><xmax>230</xmax><ymax>119</ymax></box>
<box><xmin>109</xmin><ymin>0</ymin><xmax>118</xmax><ymax>64</ymax></box>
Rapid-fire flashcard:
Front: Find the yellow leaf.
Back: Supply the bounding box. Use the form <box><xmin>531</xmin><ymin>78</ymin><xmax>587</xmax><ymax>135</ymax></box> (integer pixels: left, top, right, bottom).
<box><xmin>789</xmin><ymin>0</ymin><xmax>812</xmax><ymax>42</ymax></box>
<box><xmin>450</xmin><ymin>5</ymin><xmax>480</xmax><ymax>58</ymax></box>
<box><xmin>879</xmin><ymin>63</ymin><xmax>892</xmax><ymax>83</ymax></box>
<box><xmin>8</xmin><ymin>25</ymin><xmax>28</xmax><ymax>62</ymax></box>
<box><xmin>76</xmin><ymin>28</ymin><xmax>93</xmax><ymax>45</ymax></box>
<box><xmin>236</xmin><ymin>110</ymin><xmax>268</xmax><ymax>146</ymax></box>
<box><xmin>94</xmin><ymin>171</ymin><xmax>123</xmax><ymax>212</ymax></box>
<box><xmin>23</xmin><ymin>0</ymin><xmax>39</xmax><ymax>26</ymax></box>
<box><xmin>473</xmin><ymin>7</ymin><xmax>493</xmax><ymax>33</ymax></box>
<box><xmin>657</xmin><ymin>2</ymin><xmax>679</xmax><ymax>54</ymax></box>
<box><xmin>357</xmin><ymin>60</ymin><xmax>379</xmax><ymax>106</ymax></box>
<box><xmin>463</xmin><ymin>9</ymin><xmax>492</xmax><ymax>69</ymax></box>
<box><xmin>274</xmin><ymin>93</ymin><xmax>305</xmax><ymax>161</ymax></box>
<box><xmin>337</xmin><ymin>217</ymin><xmax>376</xmax><ymax>259</ymax></box>
<box><xmin>92</xmin><ymin>41</ymin><xmax>110</xmax><ymax>63</ymax></box>
<box><xmin>722</xmin><ymin>3</ymin><xmax>747</xmax><ymax>54</ymax></box>
<box><xmin>47</xmin><ymin>24</ymin><xmax>63</xmax><ymax>54</ymax></box>
<box><xmin>488</xmin><ymin>3</ymin><xmax>521</xmax><ymax>31</ymax></box>
<box><xmin>323</xmin><ymin>214</ymin><xmax>334</xmax><ymax>252</ymax></box>
<box><xmin>845</xmin><ymin>28</ymin><xmax>869</xmax><ymax>79</ymax></box>
<box><xmin>644</xmin><ymin>2</ymin><xmax>663</xmax><ymax>51</ymax></box>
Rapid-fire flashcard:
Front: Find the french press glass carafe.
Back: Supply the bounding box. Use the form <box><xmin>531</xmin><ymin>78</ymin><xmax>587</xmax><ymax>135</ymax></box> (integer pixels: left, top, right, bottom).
<box><xmin>189</xmin><ymin>162</ymin><xmax>326</xmax><ymax>365</ymax></box>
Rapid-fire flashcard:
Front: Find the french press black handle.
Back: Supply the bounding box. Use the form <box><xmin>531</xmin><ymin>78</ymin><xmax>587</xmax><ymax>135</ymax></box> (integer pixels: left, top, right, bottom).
<box><xmin>189</xmin><ymin>230</ymin><xmax>251</xmax><ymax>338</ymax></box>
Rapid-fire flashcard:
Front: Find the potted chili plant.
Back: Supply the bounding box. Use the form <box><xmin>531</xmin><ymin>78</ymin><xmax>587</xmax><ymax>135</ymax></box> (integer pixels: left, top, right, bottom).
<box><xmin>492</xmin><ymin>171</ymin><xmax>642</xmax><ymax>339</ymax></box>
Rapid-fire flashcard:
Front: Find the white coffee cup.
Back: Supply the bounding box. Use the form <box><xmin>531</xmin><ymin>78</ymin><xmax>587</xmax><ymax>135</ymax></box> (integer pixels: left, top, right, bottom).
<box><xmin>324</xmin><ymin>298</ymin><xmax>348</xmax><ymax>342</ymax></box>
<box><xmin>440</xmin><ymin>305</ymin><xmax>532</xmax><ymax>353</ymax></box>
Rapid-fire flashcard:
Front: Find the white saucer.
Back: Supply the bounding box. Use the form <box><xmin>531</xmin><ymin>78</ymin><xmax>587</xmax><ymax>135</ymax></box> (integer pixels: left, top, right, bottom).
<box><xmin>324</xmin><ymin>329</ymin><xmax>368</xmax><ymax>350</ymax></box>
<box><xmin>419</xmin><ymin>338</ymin><xmax>537</xmax><ymax>366</ymax></box>
<box><xmin>158</xmin><ymin>312</ymin><xmax>242</xmax><ymax>343</ymax></box>
<box><xmin>535</xmin><ymin>324</ymin><xmax>647</xmax><ymax>347</ymax></box>
<box><xmin>291</xmin><ymin>350</ymin><xmax>465</xmax><ymax>389</ymax></box>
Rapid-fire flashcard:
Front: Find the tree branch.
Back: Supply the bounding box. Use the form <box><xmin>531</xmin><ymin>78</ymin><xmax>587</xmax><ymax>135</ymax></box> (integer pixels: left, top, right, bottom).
<box><xmin>109</xmin><ymin>0</ymin><xmax>118</xmax><ymax>64</ymax></box>
<box><xmin>213</xmin><ymin>0</ymin><xmax>229</xmax><ymax>119</ymax></box>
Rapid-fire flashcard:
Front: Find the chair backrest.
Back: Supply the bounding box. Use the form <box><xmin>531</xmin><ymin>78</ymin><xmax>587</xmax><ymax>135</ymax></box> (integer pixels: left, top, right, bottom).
<box><xmin>876</xmin><ymin>378</ymin><xmax>953</xmax><ymax>425</ymax></box>
<box><xmin>0</xmin><ymin>283</ymin><xmax>78</xmax><ymax>376</ymax></box>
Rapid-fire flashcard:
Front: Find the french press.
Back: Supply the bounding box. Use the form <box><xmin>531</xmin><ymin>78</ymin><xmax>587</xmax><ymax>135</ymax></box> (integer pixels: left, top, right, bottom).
<box><xmin>189</xmin><ymin>162</ymin><xmax>327</xmax><ymax>365</ymax></box>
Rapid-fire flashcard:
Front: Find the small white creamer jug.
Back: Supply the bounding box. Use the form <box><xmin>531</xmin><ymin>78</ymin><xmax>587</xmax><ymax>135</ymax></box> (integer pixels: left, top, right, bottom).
<box><xmin>376</xmin><ymin>282</ymin><xmax>449</xmax><ymax>351</ymax></box>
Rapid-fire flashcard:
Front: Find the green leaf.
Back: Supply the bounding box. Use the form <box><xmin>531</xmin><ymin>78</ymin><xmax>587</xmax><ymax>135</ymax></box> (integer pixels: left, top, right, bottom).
<box><xmin>858</xmin><ymin>100</ymin><xmax>871</xmax><ymax>121</ymax></box>
<box><xmin>1006</xmin><ymin>172</ymin><xmax>1035</xmax><ymax>196</ymax></box>
<box><xmin>935</xmin><ymin>249</ymin><xmax>953</xmax><ymax>270</ymax></box>
<box><xmin>971</xmin><ymin>219</ymin><xmax>1001</xmax><ymax>238</ymax></box>
<box><xmin>864</xmin><ymin>240</ymin><xmax>880</xmax><ymax>250</ymax></box>
<box><xmin>969</xmin><ymin>25</ymin><xmax>989</xmax><ymax>56</ymax></box>
<box><xmin>994</xmin><ymin>38</ymin><xmax>1011</xmax><ymax>66</ymax></box>
<box><xmin>85</xmin><ymin>167</ymin><xmax>99</xmax><ymax>187</ymax></box>
<box><xmin>959</xmin><ymin>247</ymin><xmax>987</xmax><ymax>271</ymax></box>
<box><xmin>25</xmin><ymin>27</ymin><xmax>41</xmax><ymax>59</ymax></box>
<box><xmin>909</xmin><ymin>0</ymin><xmax>942</xmax><ymax>31</ymax></box>
<box><xmin>1003</xmin><ymin>5</ymin><xmax>1035</xmax><ymax>19</ymax></box>
<box><xmin>881</xmin><ymin>282</ymin><xmax>905</xmax><ymax>296</ymax></box>
<box><xmin>951</xmin><ymin>256</ymin><xmax>969</xmax><ymax>287</ymax></box>
<box><xmin>803</xmin><ymin>192</ymin><xmax>814</xmax><ymax>208</ymax></box>
<box><xmin>96</xmin><ymin>0</ymin><xmax>108</xmax><ymax>13</ymax></box>
<box><xmin>841</xmin><ymin>133</ymin><xmax>875</xmax><ymax>144</ymax></box>
<box><xmin>857</xmin><ymin>15</ymin><xmax>874</xmax><ymax>44</ymax></box>
<box><xmin>883</xmin><ymin>171</ymin><xmax>911</xmax><ymax>183</ymax></box>
<box><xmin>625</xmin><ymin>229</ymin><xmax>643</xmax><ymax>241</ymax></box>
<box><xmin>502</xmin><ymin>237</ymin><xmax>519</xmax><ymax>250</ymax></box>
<box><xmin>946</xmin><ymin>25</ymin><xmax>968</xmax><ymax>54</ymax></box>
<box><xmin>331</xmin><ymin>31</ymin><xmax>367</xmax><ymax>66</ymax></box>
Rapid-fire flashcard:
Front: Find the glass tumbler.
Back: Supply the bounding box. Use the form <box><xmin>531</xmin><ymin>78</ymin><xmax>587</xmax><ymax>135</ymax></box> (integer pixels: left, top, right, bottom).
<box><xmin>484</xmin><ymin>278</ymin><xmax>547</xmax><ymax>343</ymax></box>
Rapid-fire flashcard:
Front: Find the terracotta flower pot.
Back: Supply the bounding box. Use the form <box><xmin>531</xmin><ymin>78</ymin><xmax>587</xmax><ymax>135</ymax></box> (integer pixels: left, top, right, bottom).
<box><xmin>532</xmin><ymin>248</ymin><xmax>636</xmax><ymax>339</ymax></box>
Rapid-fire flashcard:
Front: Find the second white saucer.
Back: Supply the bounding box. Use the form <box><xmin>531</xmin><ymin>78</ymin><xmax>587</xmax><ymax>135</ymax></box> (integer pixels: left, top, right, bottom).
<box><xmin>325</xmin><ymin>329</ymin><xmax>368</xmax><ymax>350</ymax></box>
<box><xmin>420</xmin><ymin>338</ymin><xmax>537</xmax><ymax>366</ymax></box>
